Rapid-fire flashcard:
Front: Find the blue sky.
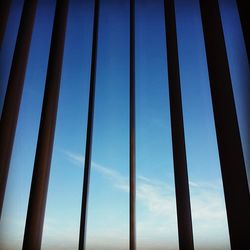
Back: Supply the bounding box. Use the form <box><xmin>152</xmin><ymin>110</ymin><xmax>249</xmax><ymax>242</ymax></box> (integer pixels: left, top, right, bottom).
<box><xmin>0</xmin><ymin>0</ymin><xmax>249</xmax><ymax>249</ymax></box>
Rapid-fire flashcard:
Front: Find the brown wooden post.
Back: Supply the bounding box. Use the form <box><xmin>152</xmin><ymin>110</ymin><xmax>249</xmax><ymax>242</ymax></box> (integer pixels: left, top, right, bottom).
<box><xmin>22</xmin><ymin>1</ymin><xmax>69</xmax><ymax>249</ymax></box>
<box><xmin>0</xmin><ymin>0</ymin><xmax>38</xmax><ymax>219</ymax></box>
<box><xmin>200</xmin><ymin>0</ymin><xmax>250</xmax><ymax>248</ymax></box>
<box><xmin>130</xmin><ymin>0</ymin><xmax>136</xmax><ymax>250</ymax></box>
<box><xmin>236</xmin><ymin>0</ymin><xmax>249</xmax><ymax>63</ymax></box>
<box><xmin>0</xmin><ymin>0</ymin><xmax>12</xmax><ymax>47</ymax></box>
<box><xmin>164</xmin><ymin>0</ymin><xmax>194</xmax><ymax>249</ymax></box>
<box><xmin>78</xmin><ymin>0</ymin><xmax>99</xmax><ymax>249</ymax></box>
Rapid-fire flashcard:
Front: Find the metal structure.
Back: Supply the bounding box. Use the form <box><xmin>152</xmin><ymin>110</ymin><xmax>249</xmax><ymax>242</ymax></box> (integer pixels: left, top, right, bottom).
<box><xmin>0</xmin><ymin>0</ymin><xmax>249</xmax><ymax>249</ymax></box>
<box><xmin>236</xmin><ymin>0</ymin><xmax>249</xmax><ymax>63</ymax></box>
<box><xmin>130</xmin><ymin>0</ymin><xmax>136</xmax><ymax>250</ymax></box>
<box><xmin>0</xmin><ymin>0</ymin><xmax>38</xmax><ymax>219</ymax></box>
<box><xmin>164</xmin><ymin>0</ymin><xmax>194</xmax><ymax>249</ymax></box>
<box><xmin>200</xmin><ymin>0</ymin><xmax>250</xmax><ymax>249</ymax></box>
<box><xmin>0</xmin><ymin>0</ymin><xmax>12</xmax><ymax>47</ymax></box>
<box><xmin>78</xmin><ymin>0</ymin><xmax>99</xmax><ymax>249</ymax></box>
<box><xmin>23</xmin><ymin>1</ymin><xmax>69</xmax><ymax>249</ymax></box>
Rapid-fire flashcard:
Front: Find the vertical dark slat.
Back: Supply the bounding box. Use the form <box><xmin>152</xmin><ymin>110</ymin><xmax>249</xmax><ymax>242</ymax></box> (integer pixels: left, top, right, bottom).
<box><xmin>0</xmin><ymin>0</ymin><xmax>38</xmax><ymax>219</ymax></box>
<box><xmin>235</xmin><ymin>0</ymin><xmax>250</xmax><ymax>185</ymax></box>
<box><xmin>236</xmin><ymin>0</ymin><xmax>250</xmax><ymax>63</ymax></box>
<box><xmin>22</xmin><ymin>1</ymin><xmax>69</xmax><ymax>249</ymax></box>
<box><xmin>0</xmin><ymin>0</ymin><xmax>12</xmax><ymax>47</ymax></box>
<box><xmin>130</xmin><ymin>0</ymin><xmax>136</xmax><ymax>250</ymax></box>
<box><xmin>78</xmin><ymin>0</ymin><xmax>99</xmax><ymax>249</ymax></box>
<box><xmin>199</xmin><ymin>0</ymin><xmax>250</xmax><ymax>249</ymax></box>
<box><xmin>164</xmin><ymin>1</ymin><xmax>194</xmax><ymax>249</ymax></box>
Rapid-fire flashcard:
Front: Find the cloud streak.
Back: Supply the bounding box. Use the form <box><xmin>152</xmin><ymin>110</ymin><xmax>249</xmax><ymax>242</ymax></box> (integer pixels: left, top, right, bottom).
<box><xmin>63</xmin><ymin>150</ymin><xmax>230</xmax><ymax>246</ymax></box>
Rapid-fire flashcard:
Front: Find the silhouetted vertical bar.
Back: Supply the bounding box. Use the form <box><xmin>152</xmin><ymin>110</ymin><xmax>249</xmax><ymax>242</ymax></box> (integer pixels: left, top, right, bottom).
<box><xmin>236</xmin><ymin>0</ymin><xmax>249</xmax><ymax>63</ymax></box>
<box><xmin>78</xmin><ymin>0</ymin><xmax>99</xmax><ymax>249</ymax></box>
<box><xmin>130</xmin><ymin>0</ymin><xmax>136</xmax><ymax>250</ymax></box>
<box><xmin>164</xmin><ymin>1</ymin><xmax>194</xmax><ymax>249</ymax></box>
<box><xmin>0</xmin><ymin>0</ymin><xmax>38</xmax><ymax>219</ymax></box>
<box><xmin>0</xmin><ymin>0</ymin><xmax>11</xmax><ymax>47</ymax></box>
<box><xmin>22</xmin><ymin>1</ymin><xmax>68</xmax><ymax>249</ymax></box>
<box><xmin>200</xmin><ymin>0</ymin><xmax>250</xmax><ymax>248</ymax></box>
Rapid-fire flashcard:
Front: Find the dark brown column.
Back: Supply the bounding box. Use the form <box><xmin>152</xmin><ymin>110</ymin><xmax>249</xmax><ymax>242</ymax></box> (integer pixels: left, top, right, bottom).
<box><xmin>0</xmin><ymin>0</ymin><xmax>38</xmax><ymax>219</ymax></box>
<box><xmin>22</xmin><ymin>1</ymin><xmax>69</xmax><ymax>249</ymax></box>
<box><xmin>130</xmin><ymin>0</ymin><xmax>136</xmax><ymax>250</ymax></box>
<box><xmin>78</xmin><ymin>0</ymin><xmax>99</xmax><ymax>249</ymax></box>
<box><xmin>236</xmin><ymin>0</ymin><xmax>249</xmax><ymax>63</ymax></box>
<box><xmin>164</xmin><ymin>1</ymin><xmax>194</xmax><ymax>249</ymax></box>
<box><xmin>199</xmin><ymin>0</ymin><xmax>250</xmax><ymax>249</ymax></box>
<box><xmin>0</xmin><ymin>0</ymin><xmax>12</xmax><ymax>48</ymax></box>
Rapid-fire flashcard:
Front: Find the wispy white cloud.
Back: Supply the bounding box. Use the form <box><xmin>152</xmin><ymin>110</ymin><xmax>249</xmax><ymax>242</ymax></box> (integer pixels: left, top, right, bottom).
<box><xmin>63</xmin><ymin>150</ymin><xmax>230</xmax><ymax>245</ymax></box>
<box><xmin>92</xmin><ymin>161</ymin><xmax>129</xmax><ymax>192</ymax></box>
<box><xmin>63</xmin><ymin>150</ymin><xmax>129</xmax><ymax>192</ymax></box>
<box><xmin>63</xmin><ymin>150</ymin><xmax>84</xmax><ymax>166</ymax></box>
<box><xmin>189</xmin><ymin>181</ymin><xmax>200</xmax><ymax>187</ymax></box>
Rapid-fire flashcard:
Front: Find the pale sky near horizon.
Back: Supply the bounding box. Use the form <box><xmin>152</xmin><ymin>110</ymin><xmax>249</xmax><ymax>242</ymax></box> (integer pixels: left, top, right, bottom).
<box><xmin>0</xmin><ymin>0</ymin><xmax>249</xmax><ymax>249</ymax></box>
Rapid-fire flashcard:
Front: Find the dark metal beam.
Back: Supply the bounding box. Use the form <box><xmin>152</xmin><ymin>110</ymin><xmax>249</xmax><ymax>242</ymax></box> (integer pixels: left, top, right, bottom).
<box><xmin>0</xmin><ymin>0</ymin><xmax>38</xmax><ymax>219</ymax></box>
<box><xmin>199</xmin><ymin>0</ymin><xmax>250</xmax><ymax>249</ymax></box>
<box><xmin>130</xmin><ymin>0</ymin><xmax>136</xmax><ymax>250</ymax></box>
<box><xmin>78</xmin><ymin>0</ymin><xmax>99</xmax><ymax>249</ymax></box>
<box><xmin>22</xmin><ymin>1</ymin><xmax>69</xmax><ymax>249</ymax></box>
<box><xmin>236</xmin><ymin>0</ymin><xmax>250</xmax><ymax>63</ymax></box>
<box><xmin>0</xmin><ymin>0</ymin><xmax>12</xmax><ymax>48</ymax></box>
<box><xmin>164</xmin><ymin>1</ymin><xmax>194</xmax><ymax>249</ymax></box>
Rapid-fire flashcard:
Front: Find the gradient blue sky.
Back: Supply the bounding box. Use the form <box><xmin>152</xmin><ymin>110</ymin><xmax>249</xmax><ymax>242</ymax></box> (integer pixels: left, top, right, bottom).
<box><xmin>0</xmin><ymin>0</ymin><xmax>249</xmax><ymax>249</ymax></box>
